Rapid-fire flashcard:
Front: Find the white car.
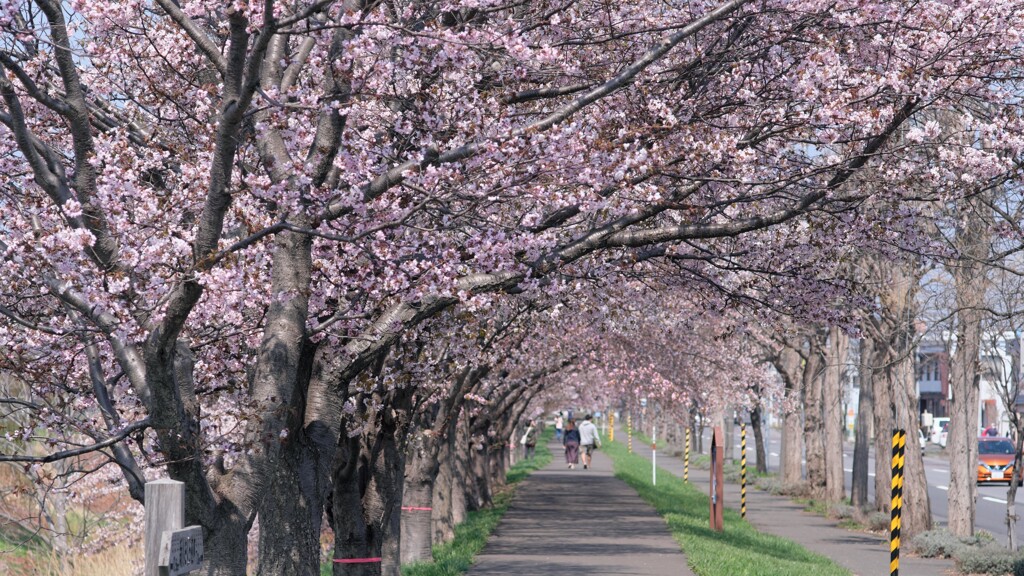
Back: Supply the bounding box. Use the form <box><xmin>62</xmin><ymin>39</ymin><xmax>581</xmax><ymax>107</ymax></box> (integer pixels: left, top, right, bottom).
<box><xmin>930</xmin><ymin>417</ymin><xmax>950</xmax><ymax>444</ymax></box>
<box><xmin>919</xmin><ymin>429</ymin><xmax>927</xmax><ymax>454</ymax></box>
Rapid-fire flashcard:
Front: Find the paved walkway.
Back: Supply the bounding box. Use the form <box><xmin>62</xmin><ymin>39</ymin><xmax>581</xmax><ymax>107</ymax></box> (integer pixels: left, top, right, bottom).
<box><xmin>628</xmin><ymin>434</ymin><xmax>958</xmax><ymax>576</ymax></box>
<box><xmin>465</xmin><ymin>441</ymin><xmax>695</xmax><ymax>576</ymax></box>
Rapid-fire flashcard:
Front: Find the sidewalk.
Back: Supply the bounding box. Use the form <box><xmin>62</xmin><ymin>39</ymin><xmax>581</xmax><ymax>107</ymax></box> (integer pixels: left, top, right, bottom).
<box><xmin>465</xmin><ymin>441</ymin><xmax>695</xmax><ymax>576</ymax></box>
<box><xmin>627</xmin><ymin>435</ymin><xmax>958</xmax><ymax>576</ymax></box>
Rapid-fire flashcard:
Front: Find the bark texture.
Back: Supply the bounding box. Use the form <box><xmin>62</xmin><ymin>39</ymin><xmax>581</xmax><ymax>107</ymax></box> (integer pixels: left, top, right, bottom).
<box><xmin>946</xmin><ymin>189</ymin><xmax>991</xmax><ymax>537</ymax></box>
<box><xmin>851</xmin><ymin>337</ymin><xmax>873</xmax><ymax>509</ymax></box>
<box><xmin>823</xmin><ymin>328</ymin><xmax>848</xmax><ymax>502</ymax></box>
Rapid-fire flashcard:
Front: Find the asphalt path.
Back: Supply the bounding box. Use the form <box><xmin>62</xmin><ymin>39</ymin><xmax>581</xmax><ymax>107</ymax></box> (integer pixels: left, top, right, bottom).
<box><xmin>691</xmin><ymin>427</ymin><xmax>1023</xmax><ymax>544</ymax></box>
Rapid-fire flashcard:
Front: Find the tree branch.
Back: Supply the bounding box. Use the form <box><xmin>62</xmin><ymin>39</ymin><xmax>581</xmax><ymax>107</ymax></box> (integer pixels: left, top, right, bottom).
<box><xmin>0</xmin><ymin>420</ymin><xmax>151</xmax><ymax>464</ymax></box>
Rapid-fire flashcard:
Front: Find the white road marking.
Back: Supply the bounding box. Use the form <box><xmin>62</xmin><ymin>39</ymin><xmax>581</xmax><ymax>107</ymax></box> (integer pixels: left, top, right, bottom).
<box><xmin>932</xmin><ymin>469</ymin><xmax>946</xmax><ymax>474</ymax></box>
<box><xmin>770</xmin><ymin>452</ymin><xmax>778</xmax><ymax>457</ymax></box>
<box><xmin>937</xmin><ymin>485</ymin><xmax>948</xmax><ymax>491</ymax></box>
<box><xmin>868</xmin><ymin>473</ymin><xmax>875</xmax><ymax>478</ymax></box>
<box><xmin>984</xmin><ymin>497</ymin><xmax>1008</xmax><ymax>504</ymax></box>
<box><xmin>844</xmin><ymin>468</ymin><xmax>852</xmax><ymax>473</ymax></box>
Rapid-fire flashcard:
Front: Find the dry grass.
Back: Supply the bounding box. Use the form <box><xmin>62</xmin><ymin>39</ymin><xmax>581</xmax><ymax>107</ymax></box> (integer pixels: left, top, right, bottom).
<box><xmin>0</xmin><ymin>542</ymin><xmax>141</xmax><ymax>576</ymax></box>
<box><xmin>64</xmin><ymin>544</ymin><xmax>142</xmax><ymax>576</ymax></box>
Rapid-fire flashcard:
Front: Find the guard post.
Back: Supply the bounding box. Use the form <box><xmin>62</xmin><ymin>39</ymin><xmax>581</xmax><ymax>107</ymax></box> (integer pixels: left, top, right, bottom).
<box><xmin>709</xmin><ymin>426</ymin><xmax>724</xmax><ymax>531</ymax></box>
<box><xmin>740</xmin><ymin>422</ymin><xmax>747</xmax><ymax>519</ymax></box>
<box><xmin>684</xmin><ymin>427</ymin><xmax>690</xmax><ymax>483</ymax></box>
<box><xmin>145</xmin><ymin>479</ymin><xmax>204</xmax><ymax>576</ymax></box>
<box><xmin>890</xmin><ymin>429</ymin><xmax>906</xmax><ymax>576</ymax></box>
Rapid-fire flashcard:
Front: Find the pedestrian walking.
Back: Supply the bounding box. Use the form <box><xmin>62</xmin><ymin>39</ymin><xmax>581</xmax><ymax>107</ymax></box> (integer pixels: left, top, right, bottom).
<box><xmin>521</xmin><ymin>419</ymin><xmax>538</xmax><ymax>459</ymax></box>
<box><xmin>578</xmin><ymin>414</ymin><xmax>601</xmax><ymax>470</ymax></box>
<box><xmin>554</xmin><ymin>413</ymin><xmax>564</xmax><ymax>441</ymax></box>
<box><xmin>563</xmin><ymin>419</ymin><xmax>580</xmax><ymax>469</ymax></box>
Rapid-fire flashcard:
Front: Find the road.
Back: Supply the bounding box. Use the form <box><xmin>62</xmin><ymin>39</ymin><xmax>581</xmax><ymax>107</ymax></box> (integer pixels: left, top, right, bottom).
<box><xmin>698</xmin><ymin>427</ymin><xmax>1024</xmax><ymax>543</ymax></box>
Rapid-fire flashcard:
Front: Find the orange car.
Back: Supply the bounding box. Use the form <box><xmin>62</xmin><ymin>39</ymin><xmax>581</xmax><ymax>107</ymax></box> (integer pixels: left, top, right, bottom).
<box><xmin>978</xmin><ymin>437</ymin><xmax>1018</xmax><ymax>484</ymax></box>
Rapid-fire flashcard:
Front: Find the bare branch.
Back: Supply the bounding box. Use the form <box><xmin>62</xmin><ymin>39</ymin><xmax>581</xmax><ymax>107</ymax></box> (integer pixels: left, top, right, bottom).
<box><xmin>0</xmin><ymin>420</ymin><xmax>151</xmax><ymax>464</ymax></box>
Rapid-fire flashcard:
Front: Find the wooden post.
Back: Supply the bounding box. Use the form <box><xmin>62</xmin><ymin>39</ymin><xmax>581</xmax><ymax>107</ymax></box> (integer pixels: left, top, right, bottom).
<box><xmin>710</xmin><ymin>426</ymin><xmax>724</xmax><ymax>531</ymax></box>
<box><xmin>146</xmin><ymin>479</ymin><xmax>184</xmax><ymax>576</ymax></box>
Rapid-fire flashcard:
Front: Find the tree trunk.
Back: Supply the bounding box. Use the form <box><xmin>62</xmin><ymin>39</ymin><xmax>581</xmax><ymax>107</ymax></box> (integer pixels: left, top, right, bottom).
<box><xmin>431</xmin><ymin>438</ymin><xmax>460</xmax><ymax>545</ymax></box>
<box><xmin>331</xmin><ymin>407</ymin><xmax>407</xmax><ymax>576</ymax></box>
<box><xmin>782</xmin><ymin>403</ymin><xmax>804</xmax><ymax>486</ymax></box>
<box><xmin>852</xmin><ymin>337</ymin><xmax>873</xmax><ymax>509</ymax></box>
<box><xmin>697</xmin><ymin>415</ymin><xmax>705</xmax><ymax>454</ymax></box>
<box><xmin>202</xmin><ymin>516</ymin><xmax>250</xmax><ymax>576</ymax></box>
<box><xmin>872</xmin><ymin>344</ymin><xmax>894</xmax><ymax>513</ymax></box>
<box><xmin>947</xmin><ymin>178</ymin><xmax>992</xmax><ymax>536</ymax></box>
<box><xmin>948</xmin><ymin>284</ymin><xmax>985</xmax><ymax>536</ymax></box>
<box><xmin>256</xmin><ymin>437</ymin><xmax>328</xmax><ymax>576</ymax></box>
<box><xmin>771</xmin><ymin>343</ymin><xmax>805</xmax><ymax>487</ymax></box>
<box><xmin>257</xmin><ymin>340</ymin><xmax>329</xmax><ymax>576</ymax></box>
<box><xmin>803</xmin><ymin>336</ymin><xmax>826</xmax><ymax>495</ymax></box>
<box><xmin>750</xmin><ymin>402</ymin><xmax>768</xmax><ymax>475</ymax></box>
<box><xmin>1008</xmin><ymin>419</ymin><xmax>1024</xmax><ymax>550</ymax></box>
<box><xmin>487</xmin><ymin>440</ymin><xmax>506</xmax><ymax>492</ymax></box>
<box><xmin>865</xmin><ymin>258</ymin><xmax>930</xmax><ymax>535</ymax></box>
<box><xmin>401</xmin><ymin>429</ymin><xmax>440</xmax><ymax>564</ymax></box>
<box><xmin>724</xmin><ymin>411</ymin><xmax>736</xmax><ymax>463</ymax></box>
<box><xmin>824</xmin><ymin>328</ymin><xmax>848</xmax><ymax>502</ymax></box>
<box><xmin>891</xmin><ymin>345</ymin><xmax>933</xmax><ymax>536</ymax></box>
<box><xmin>470</xmin><ymin>439</ymin><xmax>492</xmax><ymax>509</ymax></box>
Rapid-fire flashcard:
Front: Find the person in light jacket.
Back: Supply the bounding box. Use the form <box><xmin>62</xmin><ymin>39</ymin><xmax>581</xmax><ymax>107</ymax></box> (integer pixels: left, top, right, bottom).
<box><xmin>563</xmin><ymin>419</ymin><xmax>580</xmax><ymax>469</ymax></box>
<box><xmin>578</xmin><ymin>414</ymin><xmax>600</xmax><ymax>469</ymax></box>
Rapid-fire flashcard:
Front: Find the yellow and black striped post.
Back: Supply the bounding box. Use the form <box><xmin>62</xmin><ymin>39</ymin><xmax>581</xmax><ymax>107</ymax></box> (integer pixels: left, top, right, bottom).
<box><xmin>609</xmin><ymin>412</ymin><xmax>615</xmax><ymax>442</ymax></box>
<box><xmin>890</xmin><ymin>429</ymin><xmax>906</xmax><ymax>576</ymax></box>
<box><xmin>740</xmin><ymin>422</ymin><xmax>747</xmax><ymax>519</ymax></box>
<box><xmin>684</xmin><ymin>428</ymin><xmax>690</xmax><ymax>483</ymax></box>
<box><xmin>627</xmin><ymin>413</ymin><xmax>633</xmax><ymax>453</ymax></box>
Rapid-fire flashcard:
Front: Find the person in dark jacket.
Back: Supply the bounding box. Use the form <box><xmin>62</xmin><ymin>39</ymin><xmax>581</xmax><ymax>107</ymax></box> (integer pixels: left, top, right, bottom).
<box><xmin>563</xmin><ymin>419</ymin><xmax>581</xmax><ymax>469</ymax></box>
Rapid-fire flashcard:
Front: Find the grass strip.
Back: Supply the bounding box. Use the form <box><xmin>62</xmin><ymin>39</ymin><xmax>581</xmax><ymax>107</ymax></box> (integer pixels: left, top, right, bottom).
<box><xmin>601</xmin><ymin>438</ymin><xmax>851</xmax><ymax>576</ymax></box>
<box><xmin>399</xmin><ymin>429</ymin><xmax>553</xmax><ymax>576</ymax></box>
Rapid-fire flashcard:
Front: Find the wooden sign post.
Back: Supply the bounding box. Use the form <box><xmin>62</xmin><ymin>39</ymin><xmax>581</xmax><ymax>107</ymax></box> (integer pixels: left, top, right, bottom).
<box><xmin>145</xmin><ymin>479</ymin><xmax>204</xmax><ymax>576</ymax></box>
<box><xmin>160</xmin><ymin>525</ymin><xmax>204</xmax><ymax>576</ymax></box>
<box><xmin>709</xmin><ymin>426</ymin><xmax>724</xmax><ymax>531</ymax></box>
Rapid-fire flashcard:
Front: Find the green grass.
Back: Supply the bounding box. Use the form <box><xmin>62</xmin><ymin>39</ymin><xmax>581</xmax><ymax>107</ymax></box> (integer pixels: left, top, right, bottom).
<box><xmin>601</xmin><ymin>438</ymin><xmax>851</xmax><ymax>576</ymax></box>
<box><xmin>401</xmin><ymin>430</ymin><xmax>552</xmax><ymax>576</ymax></box>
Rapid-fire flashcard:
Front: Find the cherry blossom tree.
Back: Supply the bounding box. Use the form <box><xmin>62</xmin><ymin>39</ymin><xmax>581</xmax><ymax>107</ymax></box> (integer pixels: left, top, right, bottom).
<box><xmin>5</xmin><ymin>0</ymin><xmax>1024</xmax><ymax>573</ymax></box>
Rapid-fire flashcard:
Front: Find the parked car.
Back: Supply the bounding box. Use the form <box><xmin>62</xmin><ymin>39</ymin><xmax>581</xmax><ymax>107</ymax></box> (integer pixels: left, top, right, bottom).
<box><xmin>978</xmin><ymin>437</ymin><xmax>1019</xmax><ymax>484</ymax></box>
<box><xmin>930</xmin><ymin>417</ymin><xmax>950</xmax><ymax>444</ymax></box>
<box><xmin>919</xmin><ymin>429</ymin><xmax>927</xmax><ymax>455</ymax></box>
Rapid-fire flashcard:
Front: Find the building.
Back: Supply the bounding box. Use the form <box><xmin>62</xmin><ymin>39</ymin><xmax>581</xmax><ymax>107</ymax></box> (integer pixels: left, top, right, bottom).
<box><xmin>916</xmin><ymin>337</ymin><xmax>949</xmax><ymax>418</ymax></box>
<box><xmin>914</xmin><ymin>331</ymin><xmax>1020</xmax><ymax>436</ymax></box>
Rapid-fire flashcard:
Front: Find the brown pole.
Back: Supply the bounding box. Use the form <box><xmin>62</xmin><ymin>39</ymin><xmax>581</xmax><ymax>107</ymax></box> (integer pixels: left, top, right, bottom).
<box><xmin>710</xmin><ymin>426</ymin><xmax>724</xmax><ymax>531</ymax></box>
